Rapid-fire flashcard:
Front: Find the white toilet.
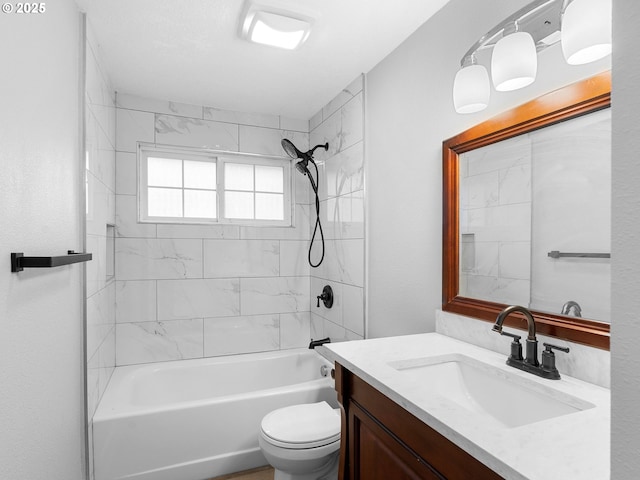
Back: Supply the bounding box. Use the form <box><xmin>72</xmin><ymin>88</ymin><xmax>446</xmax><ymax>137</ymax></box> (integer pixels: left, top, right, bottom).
<box><xmin>259</xmin><ymin>401</ymin><xmax>341</xmax><ymax>480</ymax></box>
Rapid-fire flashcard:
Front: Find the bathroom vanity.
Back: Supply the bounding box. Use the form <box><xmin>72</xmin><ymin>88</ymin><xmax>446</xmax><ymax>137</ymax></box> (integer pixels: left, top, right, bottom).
<box><xmin>320</xmin><ymin>334</ymin><xmax>610</xmax><ymax>480</ymax></box>
<box><xmin>335</xmin><ymin>363</ymin><xmax>501</xmax><ymax>479</ymax></box>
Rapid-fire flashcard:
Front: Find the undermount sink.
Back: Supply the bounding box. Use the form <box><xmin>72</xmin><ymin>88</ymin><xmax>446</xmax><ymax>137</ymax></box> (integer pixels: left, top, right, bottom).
<box><xmin>388</xmin><ymin>354</ymin><xmax>595</xmax><ymax>428</ymax></box>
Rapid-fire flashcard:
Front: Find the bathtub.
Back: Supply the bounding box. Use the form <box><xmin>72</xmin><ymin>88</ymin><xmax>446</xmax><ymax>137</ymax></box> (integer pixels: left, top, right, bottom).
<box><xmin>93</xmin><ymin>348</ymin><xmax>337</xmax><ymax>480</ymax></box>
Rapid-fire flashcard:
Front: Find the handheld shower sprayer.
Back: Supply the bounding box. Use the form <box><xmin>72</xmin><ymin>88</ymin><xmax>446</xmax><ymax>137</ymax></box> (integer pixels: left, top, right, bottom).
<box><xmin>281</xmin><ymin>139</ymin><xmax>329</xmax><ymax>268</ymax></box>
<box><xmin>281</xmin><ymin>139</ymin><xmax>328</xmax><ymax>178</ymax></box>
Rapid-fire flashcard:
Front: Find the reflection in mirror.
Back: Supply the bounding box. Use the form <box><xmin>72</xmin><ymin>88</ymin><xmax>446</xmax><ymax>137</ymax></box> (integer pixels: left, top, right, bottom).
<box><xmin>458</xmin><ymin>108</ymin><xmax>611</xmax><ymax>322</ymax></box>
<box><xmin>443</xmin><ymin>72</ymin><xmax>611</xmax><ymax>350</ymax></box>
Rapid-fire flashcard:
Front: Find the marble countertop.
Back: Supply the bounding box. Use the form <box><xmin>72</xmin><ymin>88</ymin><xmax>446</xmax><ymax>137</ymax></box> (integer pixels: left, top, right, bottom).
<box><xmin>318</xmin><ymin>333</ymin><xmax>610</xmax><ymax>480</ymax></box>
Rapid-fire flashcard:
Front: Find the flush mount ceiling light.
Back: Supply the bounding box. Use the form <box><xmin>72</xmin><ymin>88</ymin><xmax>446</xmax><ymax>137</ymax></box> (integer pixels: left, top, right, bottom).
<box><xmin>452</xmin><ymin>0</ymin><xmax>611</xmax><ymax>114</ymax></box>
<box><xmin>240</xmin><ymin>0</ymin><xmax>313</xmax><ymax>50</ymax></box>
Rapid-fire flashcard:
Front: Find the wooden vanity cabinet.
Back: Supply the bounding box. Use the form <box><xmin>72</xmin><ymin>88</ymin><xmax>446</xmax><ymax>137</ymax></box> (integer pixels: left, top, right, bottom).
<box><xmin>335</xmin><ymin>363</ymin><xmax>504</xmax><ymax>480</ymax></box>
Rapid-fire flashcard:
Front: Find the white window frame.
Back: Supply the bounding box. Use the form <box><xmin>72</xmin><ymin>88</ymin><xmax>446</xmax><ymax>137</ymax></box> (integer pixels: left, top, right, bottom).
<box><xmin>138</xmin><ymin>143</ymin><xmax>293</xmax><ymax>227</ymax></box>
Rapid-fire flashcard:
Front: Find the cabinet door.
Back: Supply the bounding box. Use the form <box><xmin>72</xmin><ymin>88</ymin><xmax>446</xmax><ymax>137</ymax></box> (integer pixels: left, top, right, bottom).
<box><xmin>350</xmin><ymin>402</ymin><xmax>444</xmax><ymax>480</ymax></box>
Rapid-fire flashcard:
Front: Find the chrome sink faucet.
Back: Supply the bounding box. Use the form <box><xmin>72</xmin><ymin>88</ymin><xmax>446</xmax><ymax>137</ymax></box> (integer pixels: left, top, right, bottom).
<box><xmin>492</xmin><ymin>305</ymin><xmax>569</xmax><ymax>380</ymax></box>
<box><xmin>561</xmin><ymin>300</ymin><xmax>582</xmax><ymax>317</ymax></box>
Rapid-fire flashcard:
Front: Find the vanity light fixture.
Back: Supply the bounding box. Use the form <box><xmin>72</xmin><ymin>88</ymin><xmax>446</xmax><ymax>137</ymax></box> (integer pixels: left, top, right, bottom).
<box><xmin>453</xmin><ymin>0</ymin><xmax>612</xmax><ymax>114</ymax></box>
<box><xmin>240</xmin><ymin>0</ymin><xmax>313</xmax><ymax>50</ymax></box>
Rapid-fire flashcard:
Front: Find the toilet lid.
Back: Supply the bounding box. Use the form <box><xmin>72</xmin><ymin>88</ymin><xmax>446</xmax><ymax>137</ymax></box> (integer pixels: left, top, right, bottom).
<box><xmin>261</xmin><ymin>401</ymin><xmax>340</xmax><ymax>446</ymax></box>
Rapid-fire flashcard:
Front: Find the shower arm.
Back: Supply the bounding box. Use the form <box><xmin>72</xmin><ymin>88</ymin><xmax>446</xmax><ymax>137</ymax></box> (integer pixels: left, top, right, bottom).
<box><xmin>309</xmin><ymin>143</ymin><xmax>329</xmax><ymax>156</ymax></box>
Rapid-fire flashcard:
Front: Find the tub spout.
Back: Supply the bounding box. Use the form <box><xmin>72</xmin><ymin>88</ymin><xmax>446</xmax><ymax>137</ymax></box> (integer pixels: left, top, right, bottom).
<box><xmin>308</xmin><ymin>337</ymin><xmax>331</xmax><ymax>349</ymax></box>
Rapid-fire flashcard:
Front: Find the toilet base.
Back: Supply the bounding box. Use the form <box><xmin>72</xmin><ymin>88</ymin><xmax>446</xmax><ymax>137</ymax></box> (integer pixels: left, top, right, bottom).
<box><xmin>272</xmin><ymin>449</ymin><xmax>339</xmax><ymax>480</ymax></box>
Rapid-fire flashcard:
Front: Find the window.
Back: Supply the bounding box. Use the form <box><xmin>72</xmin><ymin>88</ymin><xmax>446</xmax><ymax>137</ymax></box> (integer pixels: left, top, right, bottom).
<box><xmin>139</xmin><ymin>144</ymin><xmax>292</xmax><ymax>226</ymax></box>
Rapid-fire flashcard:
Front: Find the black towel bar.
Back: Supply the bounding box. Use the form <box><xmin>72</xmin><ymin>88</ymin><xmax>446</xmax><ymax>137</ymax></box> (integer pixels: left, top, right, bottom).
<box><xmin>11</xmin><ymin>251</ymin><xmax>93</xmax><ymax>273</ymax></box>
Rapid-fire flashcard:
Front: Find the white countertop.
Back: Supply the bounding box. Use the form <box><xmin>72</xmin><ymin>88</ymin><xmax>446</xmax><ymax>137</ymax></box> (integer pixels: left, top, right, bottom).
<box><xmin>319</xmin><ymin>333</ymin><xmax>610</xmax><ymax>480</ymax></box>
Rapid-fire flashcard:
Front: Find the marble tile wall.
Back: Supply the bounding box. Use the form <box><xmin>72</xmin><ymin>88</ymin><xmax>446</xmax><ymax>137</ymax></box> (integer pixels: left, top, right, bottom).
<box><xmin>114</xmin><ymin>93</ymin><xmax>312</xmax><ymax>366</ymax></box>
<box><xmin>529</xmin><ymin>109</ymin><xmax>611</xmax><ymax>321</ymax></box>
<box><xmin>458</xmin><ymin>109</ymin><xmax>611</xmax><ymax>323</ymax></box>
<box><xmin>459</xmin><ymin>135</ymin><xmax>532</xmax><ymax>306</ymax></box>
<box><xmin>85</xmin><ymin>21</ymin><xmax>117</xmax><ymax>480</ymax></box>
<box><xmin>308</xmin><ymin>76</ymin><xmax>366</xmax><ymax>342</ymax></box>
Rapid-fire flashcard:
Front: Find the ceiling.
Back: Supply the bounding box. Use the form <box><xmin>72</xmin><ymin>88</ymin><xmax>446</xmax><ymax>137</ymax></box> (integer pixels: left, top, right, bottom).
<box><xmin>76</xmin><ymin>0</ymin><xmax>450</xmax><ymax>120</ymax></box>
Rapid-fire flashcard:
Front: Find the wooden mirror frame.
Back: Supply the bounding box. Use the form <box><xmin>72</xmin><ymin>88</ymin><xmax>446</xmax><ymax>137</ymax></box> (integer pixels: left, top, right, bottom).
<box><xmin>442</xmin><ymin>71</ymin><xmax>611</xmax><ymax>350</ymax></box>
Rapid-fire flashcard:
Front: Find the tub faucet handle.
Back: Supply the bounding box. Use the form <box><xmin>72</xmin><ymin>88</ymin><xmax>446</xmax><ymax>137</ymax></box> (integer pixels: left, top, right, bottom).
<box><xmin>316</xmin><ymin>285</ymin><xmax>334</xmax><ymax>308</ymax></box>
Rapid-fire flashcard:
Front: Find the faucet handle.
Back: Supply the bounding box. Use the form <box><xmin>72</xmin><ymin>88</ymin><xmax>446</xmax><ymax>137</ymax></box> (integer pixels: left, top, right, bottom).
<box><xmin>500</xmin><ymin>331</ymin><xmax>523</xmax><ymax>362</ymax></box>
<box><xmin>500</xmin><ymin>331</ymin><xmax>521</xmax><ymax>341</ymax></box>
<box><xmin>541</xmin><ymin>343</ymin><xmax>569</xmax><ymax>380</ymax></box>
<box><xmin>543</xmin><ymin>343</ymin><xmax>570</xmax><ymax>354</ymax></box>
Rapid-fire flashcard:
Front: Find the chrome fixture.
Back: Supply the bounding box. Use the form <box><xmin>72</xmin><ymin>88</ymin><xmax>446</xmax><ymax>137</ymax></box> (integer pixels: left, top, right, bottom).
<box><xmin>561</xmin><ymin>300</ymin><xmax>582</xmax><ymax>317</ymax></box>
<box><xmin>548</xmin><ymin>250</ymin><xmax>610</xmax><ymax>259</ymax></box>
<box><xmin>453</xmin><ymin>0</ymin><xmax>612</xmax><ymax>114</ymax></box>
<box><xmin>492</xmin><ymin>305</ymin><xmax>570</xmax><ymax>380</ymax></box>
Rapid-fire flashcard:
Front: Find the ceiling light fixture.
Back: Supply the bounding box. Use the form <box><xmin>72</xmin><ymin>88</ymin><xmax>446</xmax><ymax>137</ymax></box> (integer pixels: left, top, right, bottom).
<box><xmin>452</xmin><ymin>0</ymin><xmax>611</xmax><ymax>114</ymax></box>
<box><xmin>240</xmin><ymin>0</ymin><xmax>313</xmax><ymax>50</ymax></box>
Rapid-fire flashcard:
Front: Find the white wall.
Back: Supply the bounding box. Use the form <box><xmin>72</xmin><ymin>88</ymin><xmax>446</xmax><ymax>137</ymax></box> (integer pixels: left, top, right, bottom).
<box><xmin>0</xmin><ymin>1</ymin><xmax>86</xmax><ymax>479</ymax></box>
<box><xmin>365</xmin><ymin>0</ymin><xmax>610</xmax><ymax>338</ymax></box>
<box><xmin>611</xmin><ymin>0</ymin><xmax>640</xmax><ymax>476</ymax></box>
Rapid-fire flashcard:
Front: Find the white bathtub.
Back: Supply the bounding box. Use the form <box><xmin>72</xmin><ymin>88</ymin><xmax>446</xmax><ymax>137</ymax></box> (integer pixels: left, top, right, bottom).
<box><xmin>93</xmin><ymin>348</ymin><xmax>337</xmax><ymax>480</ymax></box>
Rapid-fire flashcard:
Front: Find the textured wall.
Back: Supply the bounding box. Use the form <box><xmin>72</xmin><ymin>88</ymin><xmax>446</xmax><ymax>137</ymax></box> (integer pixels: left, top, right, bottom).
<box><xmin>0</xmin><ymin>1</ymin><xmax>86</xmax><ymax>478</ymax></box>
<box><xmin>611</xmin><ymin>0</ymin><xmax>640</xmax><ymax>477</ymax></box>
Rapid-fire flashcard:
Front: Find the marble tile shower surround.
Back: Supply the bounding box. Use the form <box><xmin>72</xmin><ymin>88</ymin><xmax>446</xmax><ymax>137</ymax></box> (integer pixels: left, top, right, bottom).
<box><xmin>529</xmin><ymin>109</ymin><xmax>611</xmax><ymax>321</ymax></box>
<box><xmin>114</xmin><ymin>79</ymin><xmax>364</xmax><ymax>366</ymax></box>
<box><xmin>435</xmin><ymin>310</ymin><xmax>610</xmax><ymax>388</ymax></box>
<box><xmin>85</xmin><ymin>21</ymin><xmax>117</xmax><ymax>480</ymax></box>
<box><xmin>458</xmin><ymin>109</ymin><xmax>611</xmax><ymax>322</ymax></box>
<box><xmin>459</xmin><ymin>135</ymin><xmax>532</xmax><ymax>307</ymax></box>
<box><xmin>308</xmin><ymin>76</ymin><xmax>365</xmax><ymax>342</ymax></box>
<box><xmin>86</xmin><ymin>22</ymin><xmax>116</xmax><ymax>418</ymax></box>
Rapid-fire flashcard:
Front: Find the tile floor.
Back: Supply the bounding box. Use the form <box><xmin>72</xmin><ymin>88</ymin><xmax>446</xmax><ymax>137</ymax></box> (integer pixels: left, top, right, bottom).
<box><xmin>209</xmin><ymin>465</ymin><xmax>274</xmax><ymax>480</ymax></box>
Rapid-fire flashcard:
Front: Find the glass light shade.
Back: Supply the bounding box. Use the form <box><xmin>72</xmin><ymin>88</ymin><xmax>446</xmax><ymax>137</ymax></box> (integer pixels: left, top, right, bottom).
<box><xmin>561</xmin><ymin>0</ymin><xmax>612</xmax><ymax>65</ymax></box>
<box><xmin>491</xmin><ymin>31</ymin><xmax>537</xmax><ymax>92</ymax></box>
<box><xmin>249</xmin><ymin>11</ymin><xmax>310</xmax><ymax>50</ymax></box>
<box><xmin>453</xmin><ymin>64</ymin><xmax>490</xmax><ymax>114</ymax></box>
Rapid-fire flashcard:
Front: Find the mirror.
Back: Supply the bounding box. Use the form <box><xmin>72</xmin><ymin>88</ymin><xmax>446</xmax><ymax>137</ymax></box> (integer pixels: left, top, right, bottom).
<box><xmin>443</xmin><ymin>72</ymin><xmax>611</xmax><ymax>350</ymax></box>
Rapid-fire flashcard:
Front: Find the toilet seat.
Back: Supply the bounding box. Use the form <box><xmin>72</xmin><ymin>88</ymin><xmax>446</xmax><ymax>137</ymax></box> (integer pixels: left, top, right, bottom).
<box><xmin>261</xmin><ymin>402</ymin><xmax>341</xmax><ymax>449</ymax></box>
